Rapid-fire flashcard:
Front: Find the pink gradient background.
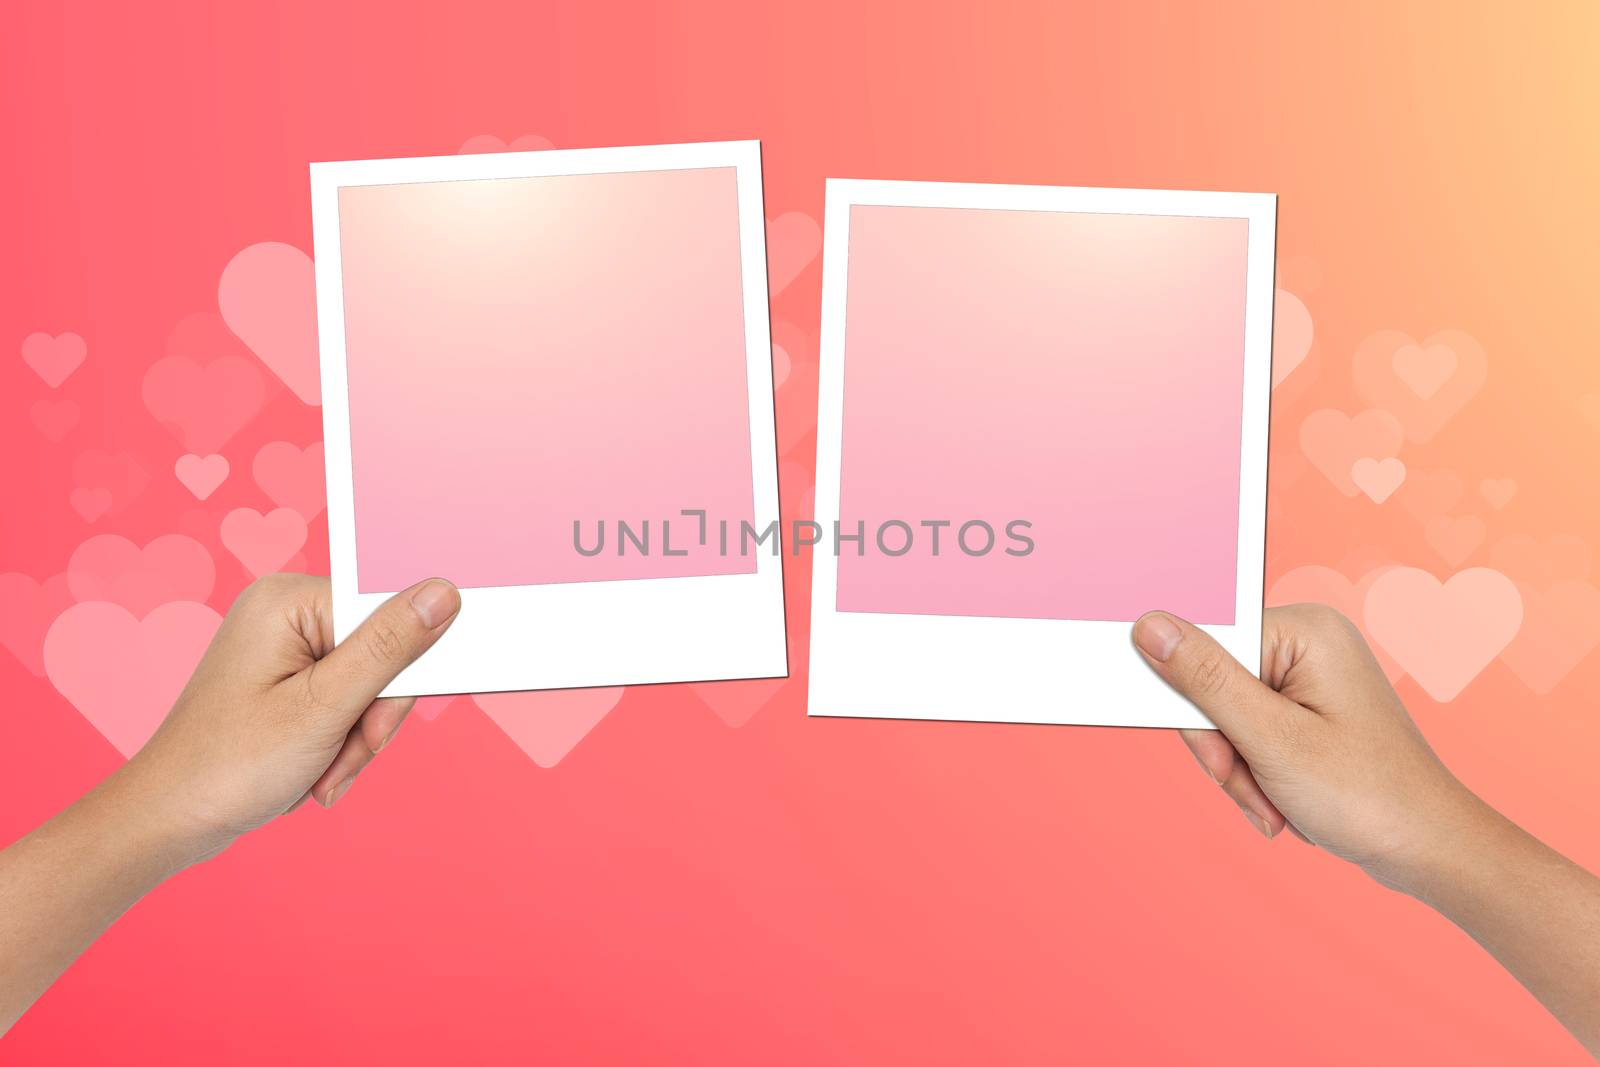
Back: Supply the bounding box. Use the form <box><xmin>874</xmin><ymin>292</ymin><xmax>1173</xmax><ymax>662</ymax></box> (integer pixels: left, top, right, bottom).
<box><xmin>4</xmin><ymin>2</ymin><xmax>1600</xmax><ymax>1064</ymax></box>
<box><xmin>338</xmin><ymin>166</ymin><xmax>756</xmax><ymax>591</ymax></box>
<box><xmin>837</xmin><ymin>205</ymin><xmax>1248</xmax><ymax>622</ymax></box>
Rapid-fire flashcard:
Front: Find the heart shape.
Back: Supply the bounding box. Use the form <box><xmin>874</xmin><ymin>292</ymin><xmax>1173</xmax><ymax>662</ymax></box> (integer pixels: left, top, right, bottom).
<box><xmin>71</xmin><ymin>449</ymin><xmax>149</xmax><ymax>519</ymax></box>
<box><xmin>175</xmin><ymin>453</ymin><xmax>230</xmax><ymax>500</ymax></box>
<box><xmin>1499</xmin><ymin>580</ymin><xmax>1600</xmax><ymax>695</ymax></box>
<box><xmin>67</xmin><ymin>533</ymin><xmax>215</xmax><ymax>617</ymax></box>
<box><xmin>458</xmin><ymin>133</ymin><xmax>555</xmax><ymax>153</ymax></box>
<box><xmin>1298</xmin><ymin>409</ymin><xmax>1403</xmax><ymax>497</ymax></box>
<box><xmin>1391</xmin><ymin>342</ymin><xmax>1458</xmax><ymax>400</ymax></box>
<box><xmin>218</xmin><ymin>242</ymin><xmax>321</xmax><ymax>405</ymax></box>
<box><xmin>220</xmin><ymin>507</ymin><xmax>309</xmax><ymax>577</ymax></box>
<box><xmin>1271</xmin><ymin>288</ymin><xmax>1313</xmax><ymax>388</ymax></box>
<box><xmin>1363</xmin><ymin>567</ymin><xmax>1522</xmax><ymax>702</ymax></box>
<box><xmin>21</xmin><ymin>331</ymin><xmax>87</xmax><ymax>388</ymax></box>
<box><xmin>689</xmin><ymin>676</ymin><xmax>789</xmax><ymax>728</ymax></box>
<box><xmin>44</xmin><ymin>600</ymin><xmax>223</xmax><ymax>757</ymax></box>
<box><xmin>1478</xmin><ymin>478</ymin><xmax>1517</xmax><ymax>510</ymax></box>
<box><xmin>1424</xmin><ymin>515</ymin><xmax>1486</xmax><ymax>567</ymax></box>
<box><xmin>1353</xmin><ymin>329</ymin><xmax>1486</xmax><ymax>443</ymax></box>
<box><xmin>30</xmin><ymin>398</ymin><xmax>79</xmax><ymax>442</ymax></box>
<box><xmin>1265</xmin><ymin>564</ymin><xmax>1405</xmax><ymax>682</ymax></box>
<box><xmin>767</xmin><ymin>212</ymin><xmax>821</xmax><ymax>296</ymax></box>
<box><xmin>252</xmin><ymin>441</ymin><xmax>326</xmax><ymax>518</ymax></box>
<box><xmin>413</xmin><ymin>695</ymin><xmax>459</xmax><ymax>722</ymax></box>
<box><xmin>1350</xmin><ymin>456</ymin><xmax>1405</xmax><ymax>503</ymax></box>
<box><xmin>69</xmin><ymin>487</ymin><xmax>112</xmax><ymax>523</ymax></box>
<box><xmin>474</xmin><ymin>688</ymin><xmax>626</xmax><ymax>767</ymax></box>
<box><xmin>142</xmin><ymin>354</ymin><xmax>268</xmax><ymax>453</ymax></box>
<box><xmin>0</xmin><ymin>572</ymin><xmax>73</xmax><ymax>677</ymax></box>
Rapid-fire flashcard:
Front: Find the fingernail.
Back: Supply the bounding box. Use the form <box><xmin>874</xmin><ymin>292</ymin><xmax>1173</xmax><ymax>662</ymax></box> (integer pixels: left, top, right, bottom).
<box><xmin>1245</xmin><ymin>810</ymin><xmax>1275</xmax><ymax>839</ymax></box>
<box><xmin>1133</xmin><ymin>613</ymin><xmax>1183</xmax><ymax>662</ymax></box>
<box><xmin>1190</xmin><ymin>748</ymin><xmax>1223</xmax><ymax>786</ymax></box>
<box><xmin>323</xmin><ymin>777</ymin><xmax>354</xmax><ymax>808</ymax></box>
<box><xmin>410</xmin><ymin>579</ymin><xmax>460</xmax><ymax>629</ymax></box>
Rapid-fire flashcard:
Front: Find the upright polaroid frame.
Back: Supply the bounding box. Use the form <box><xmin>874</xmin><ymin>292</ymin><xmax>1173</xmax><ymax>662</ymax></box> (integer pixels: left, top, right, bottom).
<box><xmin>807</xmin><ymin>179</ymin><xmax>1276</xmax><ymax>729</ymax></box>
<box><xmin>311</xmin><ymin>141</ymin><xmax>787</xmax><ymax>697</ymax></box>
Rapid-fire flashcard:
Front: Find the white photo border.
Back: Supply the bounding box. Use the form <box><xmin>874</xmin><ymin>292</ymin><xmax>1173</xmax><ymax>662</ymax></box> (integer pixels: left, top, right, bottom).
<box><xmin>311</xmin><ymin>140</ymin><xmax>788</xmax><ymax>698</ymax></box>
<box><xmin>807</xmin><ymin>179</ymin><xmax>1276</xmax><ymax>729</ymax></box>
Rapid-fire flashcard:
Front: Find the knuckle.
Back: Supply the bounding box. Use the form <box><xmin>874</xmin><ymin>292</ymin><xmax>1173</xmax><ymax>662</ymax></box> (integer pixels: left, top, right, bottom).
<box><xmin>361</xmin><ymin>620</ymin><xmax>409</xmax><ymax>666</ymax></box>
<box><xmin>234</xmin><ymin>573</ymin><xmax>308</xmax><ymax>618</ymax></box>
<box><xmin>1301</xmin><ymin>602</ymin><xmax>1360</xmax><ymax>643</ymax></box>
<box><xmin>238</xmin><ymin>573</ymin><xmax>286</xmax><ymax>608</ymax></box>
<box><xmin>1297</xmin><ymin>601</ymin><xmax>1337</xmax><ymax>624</ymax></box>
<box><xmin>1333</xmin><ymin>611</ymin><xmax>1369</xmax><ymax>649</ymax></box>
<box><xmin>1188</xmin><ymin>652</ymin><xmax>1232</xmax><ymax>699</ymax></box>
<box><xmin>1314</xmin><ymin>602</ymin><xmax>1353</xmax><ymax>630</ymax></box>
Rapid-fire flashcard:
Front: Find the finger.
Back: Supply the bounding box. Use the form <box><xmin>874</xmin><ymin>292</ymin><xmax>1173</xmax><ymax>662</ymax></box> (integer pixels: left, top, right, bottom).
<box><xmin>308</xmin><ymin>696</ymin><xmax>416</xmax><ymax>808</ymax></box>
<box><xmin>209</xmin><ymin>573</ymin><xmax>332</xmax><ymax>678</ymax></box>
<box><xmin>296</xmin><ymin>574</ymin><xmax>337</xmax><ymax>659</ymax></box>
<box><xmin>1259</xmin><ymin>607</ymin><xmax>1302</xmax><ymax>690</ymax></box>
<box><xmin>301</xmin><ymin>578</ymin><xmax>460</xmax><ymax>729</ymax></box>
<box><xmin>310</xmin><ymin>724</ymin><xmax>375</xmax><ymax>807</ymax></box>
<box><xmin>355</xmin><ymin>695</ymin><xmax>416</xmax><ymax>756</ymax></box>
<box><xmin>1179</xmin><ymin>728</ymin><xmax>1238</xmax><ymax>785</ymax></box>
<box><xmin>1261</xmin><ymin>603</ymin><xmax>1381</xmax><ymax>716</ymax></box>
<box><xmin>1179</xmin><ymin>730</ymin><xmax>1286</xmax><ymax>839</ymax></box>
<box><xmin>1219</xmin><ymin>759</ymin><xmax>1287</xmax><ymax>839</ymax></box>
<box><xmin>1133</xmin><ymin>611</ymin><xmax>1307</xmax><ymax>760</ymax></box>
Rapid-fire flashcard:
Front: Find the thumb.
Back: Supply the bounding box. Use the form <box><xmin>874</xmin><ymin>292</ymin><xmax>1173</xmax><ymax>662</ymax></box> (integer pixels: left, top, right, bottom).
<box><xmin>304</xmin><ymin>578</ymin><xmax>461</xmax><ymax>725</ymax></box>
<box><xmin>1131</xmin><ymin>611</ymin><xmax>1302</xmax><ymax>756</ymax></box>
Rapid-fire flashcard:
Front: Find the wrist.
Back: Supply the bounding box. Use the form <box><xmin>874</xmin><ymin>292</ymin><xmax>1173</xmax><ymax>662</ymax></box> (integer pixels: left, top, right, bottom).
<box><xmin>1371</xmin><ymin>780</ymin><xmax>1502</xmax><ymax>902</ymax></box>
<box><xmin>101</xmin><ymin>755</ymin><xmax>239</xmax><ymax>873</ymax></box>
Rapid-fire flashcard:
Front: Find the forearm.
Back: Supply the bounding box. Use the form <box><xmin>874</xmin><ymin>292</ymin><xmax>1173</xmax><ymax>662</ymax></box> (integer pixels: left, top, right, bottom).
<box><xmin>0</xmin><ymin>765</ymin><xmax>202</xmax><ymax>1034</ymax></box>
<box><xmin>1406</xmin><ymin>797</ymin><xmax>1600</xmax><ymax>1056</ymax></box>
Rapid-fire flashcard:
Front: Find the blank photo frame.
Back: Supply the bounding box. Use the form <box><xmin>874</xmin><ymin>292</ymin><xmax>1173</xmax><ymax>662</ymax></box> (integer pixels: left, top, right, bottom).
<box><xmin>312</xmin><ymin>141</ymin><xmax>786</xmax><ymax>697</ymax></box>
<box><xmin>808</xmin><ymin>180</ymin><xmax>1276</xmax><ymax>729</ymax></box>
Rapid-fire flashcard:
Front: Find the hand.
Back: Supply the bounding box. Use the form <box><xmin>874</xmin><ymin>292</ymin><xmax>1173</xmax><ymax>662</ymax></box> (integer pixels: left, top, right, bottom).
<box><xmin>118</xmin><ymin>573</ymin><xmax>461</xmax><ymax>865</ymax></box>
<box><xmin>0</xmin><ymin>573</ymin><xmax>461</xmax><ymax>1032</ymax></box>
<box><xmin>1132</xmin><ymin>604</ymin><xmax>1488</xmax><ymax>894</ymax></box>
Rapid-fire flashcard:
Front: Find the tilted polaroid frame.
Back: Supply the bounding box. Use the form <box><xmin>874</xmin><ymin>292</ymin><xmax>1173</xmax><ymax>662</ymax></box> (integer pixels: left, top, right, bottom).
<box><xmin>311</xmin><ymin>141</ymin><xmax>787</xmax><ymax>697</ymax></box>
<box><xmin>807</xmin><ymin>179</ymin><xmax>1275</xmax><ymax>729</ymax></box>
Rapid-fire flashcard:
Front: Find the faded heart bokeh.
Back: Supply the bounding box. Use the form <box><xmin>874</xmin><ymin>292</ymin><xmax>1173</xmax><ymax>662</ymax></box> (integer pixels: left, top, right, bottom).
<box><xmin>11</xmin><ymin>203</ymin><xmax>1598</xmax><ymax>768</ymax></box>
<box><xmin>1269</xmin><ymin>286</ymin><xmax>1600</xmax><ymax>704</ymax></box>
<box><xmin>7</xmin><ymin>6</ymin><xmax>1600</xmax><ymax>1064</ymax></box>
<box><xmin>5</xmin><ymin>133</ymin><xmax>825</xmax><ymax>767</ymax></box>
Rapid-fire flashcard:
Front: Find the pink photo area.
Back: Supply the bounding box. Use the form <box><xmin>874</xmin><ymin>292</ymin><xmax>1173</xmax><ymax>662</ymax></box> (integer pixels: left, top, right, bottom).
<box><xmin>336</xmin><ymin>166</ymin><xmax>757</xmax><ymax>592</ymax></box>
<box><xmin>836</xmin><ymin>205</ymin><xmax>1249</xmax><ymax>623</ymax></box>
